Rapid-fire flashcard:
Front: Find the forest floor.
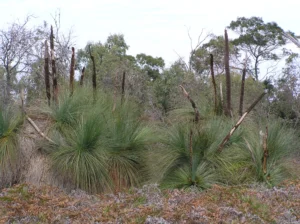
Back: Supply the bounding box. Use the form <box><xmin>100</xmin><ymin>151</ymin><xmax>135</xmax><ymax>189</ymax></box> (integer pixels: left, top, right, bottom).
<box><xmin>0</xmin><ymin>179</ymin><xmax>300</xmax><ymax>224</ymax></box>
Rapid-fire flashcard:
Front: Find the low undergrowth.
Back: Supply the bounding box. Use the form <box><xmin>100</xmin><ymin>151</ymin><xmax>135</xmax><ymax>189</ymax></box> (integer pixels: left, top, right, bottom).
<box><xmin>0</xmin><ymin>180</ymin><xmax>299</xmax><ymax>223</ymax></box>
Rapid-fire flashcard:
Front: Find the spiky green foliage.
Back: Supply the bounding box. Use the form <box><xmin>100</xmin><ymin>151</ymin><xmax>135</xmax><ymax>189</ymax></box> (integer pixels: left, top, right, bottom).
<box><xmin>48</xmin><ymin>113</ymin><xmax>110</xmax><ymax>193</ymax></box>
<box><xmin>148</xmin><ymin>117</ymin><xmax>245</xmax><ymax>190</ymax></box>
<box><xmin>0</xmin><ymin>106</ymin><xmax>23</xmax><ymax>187</ymax></box>
<box><xmin>43</xmin><ymin>88</ymin><xmax>95</xmax><ymax>128</ymax></box>
<box><xmin>104</xmin><ymin>101</ymin><xmax>156</xmax><ymax>189</ymax></box>
<box><xmin>243</xmin><ymin>121</ymin><xmax>298</xmax><ymax>186</ymax></box>
<box><xmin>42</xmin><ymin>89</ymin><xmax>156</xmax><ymax>193</ymax></box>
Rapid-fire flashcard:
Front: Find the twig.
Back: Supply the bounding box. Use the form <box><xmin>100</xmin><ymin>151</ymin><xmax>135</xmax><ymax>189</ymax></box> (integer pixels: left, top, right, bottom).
<box><xmin>26</xmin><ymin>116</ymin><xmax>55</xmax><ymax>144</ymax></box>
<box><xmin>19</xmin><ymin>92</ymin><xmax>55</xmax><ymax>144</ymax></box>
<box><xmin>284</xmin><ymin>32</ymin><xmax>300</xmax><ymax>48</ymax></box>
<box><xmin>179</xmin><ymin>85</ymin><xmax>200</xmax><ymax>123</ymax></box>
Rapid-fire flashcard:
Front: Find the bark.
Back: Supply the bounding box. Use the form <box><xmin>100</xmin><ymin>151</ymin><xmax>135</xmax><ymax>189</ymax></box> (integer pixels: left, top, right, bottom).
<box><xmin>44</xmin><ymin>40</ymin><xmax>51</xmax><ymax>106</ymax></box>
<box><xmin>239</xmin><ymin>68</ymin><xmax>246</xmax><ymax>116</ymax></box>
<box><xmin>224</xmin><ymin>29</ymin><xmax>231</xmax><ymax>117</ymax></box>
<box><xmin>179</xmin><ymin>85</ymin><xmax>200</xmax><ymax>123</ymax></box>
<box><xmin>20</xmin><ymin>88</ymin><xmax>25</xmax><ymax>114</ymax></box>
<box><xmin>50</xmin><ymin>25</ymin><xmax>58</xmax><ymax>104</ymax></box>
<box><xmin>210</xmin><ymin>54</ymin><xmax>218</xmax><ymax>114</ymax></box>
<box><xmin>121</xmin><ymin>71</ymin><xmax>126</xmax><ymax>105</ymax></box>
<box><xmin>218</xmin><ymin>91</ymin><xmax>266</xmax><ymax>152</ymax></box>
<box><xmin>69</xmin><ymin>47</ymin><xmax>75</xmax><ymax>96</ymax></box>
<box><xmin>89</xmin><ymin>45</ymin><xmax>96</xmax><ymax>100</ymax></box>
<box><xmin>254</xmin><ymin>57</ymin><xmax>259</xmax><ymax>80</ymax></box>
<box><xmin>220</xmin><ymin>82</ymin><xmax>226</xmax><ymax>114</ymax></box>
<box><xmin>80</xmin><ymin>67</ymin><xmax>85</xmax><ymax>86</ymax></box>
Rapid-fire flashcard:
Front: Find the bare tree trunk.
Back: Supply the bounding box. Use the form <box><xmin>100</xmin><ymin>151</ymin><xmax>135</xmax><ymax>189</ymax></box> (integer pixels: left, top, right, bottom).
<box><xmin>179</xmin><ymin>85</ymin><xmax>200</xmax><ymax>123</ymax></box>
<box><xmin>121</xmin><ymin>71</ymin><xmax>126</xmax><ymax>105</ymax></box>
<box><xmin>210</xmin><ymin>54</ymin><xmax>218</xmax><ymax>114</ymax></box>
<box><xmin>218</xmin><ymin>91</ymin><xmax>266</xmax><ymax>152</ymax></box>
<box><xmin>50</xmin><ymin>25</ymin><xmax>58</xmax><ymax>104</ymax></box>
<box><xmin>254</xmin><ymin>57</ymin><xmax>259</xmax><ymax>80</ymax></box>
<box><xmin>89</xmin><ymin>45</ymin><xmax>96</xmax><ymax>100</ymax></box>
<box><xmin>239</xmin><ymin>68</ymin><xmax>246</xmax><ymax>116</ymax></box>
<box><xmin>224</xmin><ymin>29</ymin><xmax>231</xmax><ymax>117</ymax></box>
<box><xmin>69</xmin><ymin>47</ymin><xmax>75</xmax><ymax>96</ymax></box>
<box><xmin>220</xmin><ymin>82</ymin><xmax>226</xmax><ymax>115</ymax></box>
<box><xmin>80</xmin><ymin>67</ymin><xmax>85</xmax><ymax>86</ymax></box>
<box><xmin>44</xmin><ymin>40</ymin><xmax>51</xmax><ymax>106</ymax></box>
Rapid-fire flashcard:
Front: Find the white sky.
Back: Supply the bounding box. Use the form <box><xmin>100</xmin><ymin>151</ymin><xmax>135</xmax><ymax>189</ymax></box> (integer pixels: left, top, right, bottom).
<box><xmin>0</xmin><ymin>0</ymin><xmax>300</xmax><ymax>68</ymax></box>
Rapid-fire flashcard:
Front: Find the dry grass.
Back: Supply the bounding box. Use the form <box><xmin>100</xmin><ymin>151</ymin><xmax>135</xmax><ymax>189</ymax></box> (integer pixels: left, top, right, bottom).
<box><xmin>0</xmin><ymin>179</ymin><xmax>299</xmax><ymax>223</ymax></box>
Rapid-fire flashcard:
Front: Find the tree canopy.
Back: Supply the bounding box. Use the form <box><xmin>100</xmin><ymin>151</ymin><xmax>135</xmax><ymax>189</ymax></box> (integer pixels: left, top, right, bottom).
<box><xmin>228</xmin><ymin>16</ymin><xmax>287</xmax><ymax>80</ymax></box>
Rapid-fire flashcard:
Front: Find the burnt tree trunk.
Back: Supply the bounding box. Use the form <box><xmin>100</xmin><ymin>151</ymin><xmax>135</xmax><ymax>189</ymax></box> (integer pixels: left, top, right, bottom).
<box><xmin>44</xmin><ymin>40</ymin><xmax>51</xmax><ymax>106</ymax></box>
<box><xmin>210</xmin><ymin>54</ymin><xmax>218</xmax><ymax>114</ymax></box>
<box><xmin>69</xmin><ymin>47</ymin><xmax>75</xmax><ymax>96</ymax></box>
<box><xmin>80</xmin><ymin>67</ymin><xmax>85</xmax><ymax>86</ymax></box>
<box><xmin>121</xmin><ymin>71</ymin><xmax>126</xmax><ymax>105</ymax></box>
<box><xmin>224</xmin><ymin>29</ymin><xmax>231</xmax><ymax>117</ymax></box>
<box><xmin>89</xmin><ymin>45</ymin><xmax>96</xmax><ymax>100</ymax></box>
<box><xmin>50</xmin><ymin>25</ymin><xmax>58</xmax><ymax>104</ymax></box>
<box><xmin>239</xmin><ymin>68</ymin><xmax>246</xmax><ymax>116</ymax></box>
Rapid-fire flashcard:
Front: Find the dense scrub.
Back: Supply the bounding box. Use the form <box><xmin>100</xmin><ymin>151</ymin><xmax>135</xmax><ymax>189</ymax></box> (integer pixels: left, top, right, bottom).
<box><xmin>0</xmin><ymin>86</ymin><xmax>299</xmax><ymax>194</ymax></box>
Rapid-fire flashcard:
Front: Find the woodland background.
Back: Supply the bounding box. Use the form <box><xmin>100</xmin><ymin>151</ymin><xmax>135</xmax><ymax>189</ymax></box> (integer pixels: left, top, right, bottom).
<box><xmin>0</xmin><ymin>14</ymin><xmax>300</xmax><ymax>223</ymax></box>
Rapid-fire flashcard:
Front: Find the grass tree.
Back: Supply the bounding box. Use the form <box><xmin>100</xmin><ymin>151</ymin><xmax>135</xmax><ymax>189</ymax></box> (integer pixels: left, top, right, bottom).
<box><xmin>148</xmin><ymin>117</ymin><xmax>245</xmax><ymax>190</ymax></box>
<box><xmin>0</xmin><ymin>106</ymin><xmax>23</xmax><ymax>187</ymax></box>
<box><xmin>48</xmin><ymin>113</ymin><xmax>111</xmax><ymax>193</ymax></box>
<box><xmin>42</xmin><ymin>88</ymin><xmax>156</xmax><ymax>193</ymax></box>
<box><xmin>104</xmin><ymin>100</ymin><xmax>156</xmax><ymax>191</ymax></box>
<box><xmin>243</xmin><ymin>121</ymin><xmax>298</xmax><ymax>186</ymax></box>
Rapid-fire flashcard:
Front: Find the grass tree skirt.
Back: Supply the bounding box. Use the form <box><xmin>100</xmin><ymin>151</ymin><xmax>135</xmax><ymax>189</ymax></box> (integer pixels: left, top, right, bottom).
<box><xmin>18</xmin><ymin>116</ymin><xmax>55</xmax><ymax>186</ymax></box>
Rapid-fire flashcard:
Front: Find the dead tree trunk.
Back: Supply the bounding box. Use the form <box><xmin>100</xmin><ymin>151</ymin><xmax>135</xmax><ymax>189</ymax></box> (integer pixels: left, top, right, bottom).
<box><xmin>224</xmin><ymin>29</ymin><xmax>231</xmax><ymax>117</ymax></box>
<box><xmin>44</xmin><ymin>40</ymin><xmax>51</xmax><ymax>106</ymax></box>
<box><xmin>50</xmin><ymin>25</ymin><xmax>58</xmax><ymax>104</ymax></box>
<box><xmin>218</xmin><ymin>91</ymin><xmax>266</xmax><ymax>152</ymax></box>
<box><xmin>89</xmin><ymin>45</ymin><xmax>96</xmax><ymax>100</ymax></box>
<box><xmin>80</xmin><ymin>67</ymin><xmax>85</xmax><ymax>86</ymax></box>
<box><xmin>121</xmin><ymin>71</ymin><xmax>126</xmax><ymax>105</ymax></box>
<box><xmin>69</xmin><ymin>47</ymin><xmax>75</xmax><ymax>96</ymax></box>
<box><xmin>210</xmin><ymin>54</ymin><xmax>218</xmax><ymax>114</ymax></box>
<box><xmin>179</xmin><ymin>85</ymin><xmax>200</xmax><ymax>123</ymax></box>
<box><xmin>239</xmin><ymin>68</ymin><xmax>246</xmax><ymax>116</ymax></box>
